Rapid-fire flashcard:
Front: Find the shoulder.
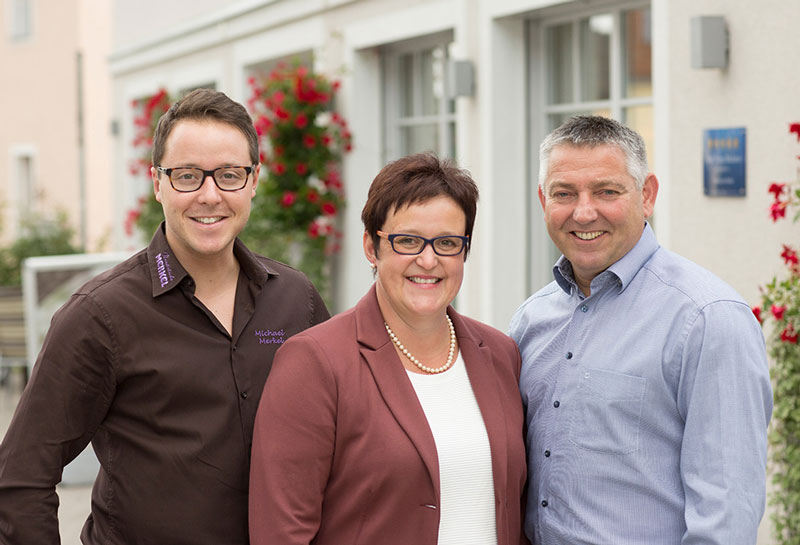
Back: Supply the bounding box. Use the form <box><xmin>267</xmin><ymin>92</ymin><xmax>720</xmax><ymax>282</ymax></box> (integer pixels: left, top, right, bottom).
<box><xmin>642</xmin><ymin>248</ymin><xmax>747</xmax><ymax>309</ymax></box>
<box><xmin>509</xmin><ymin>280</ymin><xmax>569</xmax><ymax>338</ymax></box>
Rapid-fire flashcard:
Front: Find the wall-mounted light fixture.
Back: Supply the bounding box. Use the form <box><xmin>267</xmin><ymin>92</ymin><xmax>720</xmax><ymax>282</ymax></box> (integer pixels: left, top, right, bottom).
<box><xmin>447</xmin><ymin>59</ymin><xmax>475</xmax><ymax>98</ymax></box>
<box><xmin>690</xmin><ymin>16</ymin><xmax>729</xmax><ymax>69</ymax></box>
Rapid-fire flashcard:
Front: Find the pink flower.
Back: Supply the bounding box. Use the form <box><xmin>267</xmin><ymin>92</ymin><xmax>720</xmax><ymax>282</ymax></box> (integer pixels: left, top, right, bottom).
<box><xmin>770</xmin><ymin>200</ymin><xmax>787</xmax><ymax>222</ymax></box>
<box><xmin>772</xmin><ymin>304</ymin><xmax>786</xmax><ymax>321</ymax></box>
<box><xmin>752</xmin><ymin>306</ymin><xmax>763</xmax><ymax>324</ymax></box>
<box><xmin>769</xmin><ymin>183</ymin><xmax>786</xmax><ymax>199</ymax></box>
<box><xmin>295</xmin><ymin>163</ymin><xmax>308</xmax><ymax>175</ymax></box>
<box><xmin>308</xmin><ymin>220</ymin><xmax>320</xmax><ymax>239</ymax></box>
<box><xmin>322</xmin><ymin>202</ymin><xmax>337</xmax><ymax>216</ymax></box>
<box><xmin>294</xmin><ymin>113</ymin><xmax>308</xmax><ymax>129</ymax></box>
<box><xmin>280</xmin><ymin>191</ymin><xmax>296</xmax><ymax>208</ymax></box>
<box><xmin>781</xmin><ymin>324</ymin><xmax>798</xmax><ymax>344</ymax></box>
<box><xmin>272</xmin><ymin>162</ymin><xmax>286</xmax><ymax>175</ymax></box>
<box><xmin>781</xmin><ymin>245</ymin><xmax>799</xmax><ymax>267</ymax></box>
<box><xmin>790</xmin><ymin>122</ymin><xmax>800</xmax><ymax>142</ymax></box>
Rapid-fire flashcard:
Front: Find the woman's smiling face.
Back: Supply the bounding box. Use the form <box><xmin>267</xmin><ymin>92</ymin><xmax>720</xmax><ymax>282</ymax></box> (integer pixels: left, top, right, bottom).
<box><xmin>364</xmin><ymin>195</ymin><xmax>466</xmax><ymax>326</ymax></box>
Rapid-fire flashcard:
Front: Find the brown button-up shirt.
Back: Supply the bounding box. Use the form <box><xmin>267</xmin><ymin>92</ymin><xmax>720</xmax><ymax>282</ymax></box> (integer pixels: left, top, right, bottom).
<box><xmin>0</xmin><ymin>227</ymin><xmax>329</xmax><ymax>544</ymax></box>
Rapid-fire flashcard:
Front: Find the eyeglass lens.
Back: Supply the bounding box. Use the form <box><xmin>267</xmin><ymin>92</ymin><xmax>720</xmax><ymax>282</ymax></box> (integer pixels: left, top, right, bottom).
<box><xmin>170</xmin><ymin>167</ymin><xmax>249</xmax><ymax>191</ymax></box>
<box><xmin>392</xmin><ymin>235</ymin><xmax>465</xmax><ymax>255</ymax></box>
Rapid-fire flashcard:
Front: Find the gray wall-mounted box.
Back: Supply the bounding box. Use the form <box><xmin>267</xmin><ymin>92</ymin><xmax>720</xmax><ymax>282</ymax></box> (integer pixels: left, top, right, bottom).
<box><xmin>691</xmin><ymin>16</ymin><xmax>728</xmax><ymax>69</ymax></box>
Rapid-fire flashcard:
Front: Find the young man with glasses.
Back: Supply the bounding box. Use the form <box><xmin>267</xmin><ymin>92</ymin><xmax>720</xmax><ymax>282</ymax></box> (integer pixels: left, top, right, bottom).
<box><xmin>0</xmin><ymin>88</ymin><xmax>330</xmax><ymax>544</ymax></box>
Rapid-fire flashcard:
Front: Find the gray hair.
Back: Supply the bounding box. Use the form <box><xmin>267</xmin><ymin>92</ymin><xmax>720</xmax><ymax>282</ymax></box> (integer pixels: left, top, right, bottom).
<box><xmin>538</xmin><ymin>115</ymin><xmax>649</xmax><ymax>191</ymax></box>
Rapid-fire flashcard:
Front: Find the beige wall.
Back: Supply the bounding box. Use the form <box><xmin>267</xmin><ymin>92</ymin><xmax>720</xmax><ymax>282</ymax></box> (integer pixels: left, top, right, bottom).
<box><xmin>0</xmin><ymin>0</ymin><xmax>112</xmax><ymax>251</ymax></box>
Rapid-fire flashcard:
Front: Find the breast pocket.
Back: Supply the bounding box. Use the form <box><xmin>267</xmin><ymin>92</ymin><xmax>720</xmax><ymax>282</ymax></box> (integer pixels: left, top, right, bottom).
<box><xmin>569</xmin><ymin>368</ymin><xmax>646</xmax><ymax>455</ymax></box>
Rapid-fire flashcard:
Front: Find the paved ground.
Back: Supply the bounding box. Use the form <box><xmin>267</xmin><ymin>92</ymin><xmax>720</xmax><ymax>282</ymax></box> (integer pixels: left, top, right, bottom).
<box><xmin>0</xmin><ymin>369</ymin><xmax>92</xmax><ymax>545</ymax></box>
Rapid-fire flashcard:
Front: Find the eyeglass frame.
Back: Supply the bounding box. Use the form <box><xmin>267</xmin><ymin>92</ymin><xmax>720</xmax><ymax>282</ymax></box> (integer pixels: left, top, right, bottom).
<box><xmin>376</xmin><ymin>230</ymin><xmax>470</xmax><ymax>256</ymax></box>
<box><xmin>155</xmin><ymin>165</ymin><xmax>256</xmax><ymax>193</ymax></box>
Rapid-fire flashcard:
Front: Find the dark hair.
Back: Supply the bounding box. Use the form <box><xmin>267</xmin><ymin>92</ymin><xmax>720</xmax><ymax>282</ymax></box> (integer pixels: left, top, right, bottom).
<box><xmin>152</xmin><ymin>88</ymin><xmax>259</xmax><ymax>167</ymax></box>
<box><xmin>361</xmin><ymin>152</ymin><xmax>479</xmax><ymax>258</ymax></box>
<box><xmin>539</xmin><ymin>115</ymin><xmax>649</xmax><ymax>190</ymax></box>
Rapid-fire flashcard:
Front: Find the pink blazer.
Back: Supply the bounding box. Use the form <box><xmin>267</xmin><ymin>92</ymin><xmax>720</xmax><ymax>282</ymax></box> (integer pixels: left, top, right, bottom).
<box><xmin>249</xmin><ymin>286</ymin><xmax>529</xmax><ymax>545</ymax></box>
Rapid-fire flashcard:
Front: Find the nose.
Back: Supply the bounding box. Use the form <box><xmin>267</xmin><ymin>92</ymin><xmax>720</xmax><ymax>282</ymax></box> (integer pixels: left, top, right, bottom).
<box><xmin>196</xmin><ymin>174</ymin><xmax>223</xmax><ymax>203</ymax></box>
<box><xmin>572</xmin><ymin>193</ymin><xmax>598</xmax><ymax>224</ymax></box>
<box><xmin>415</xmin><ymin>242</ymin><xmax>439</xmax><ymax>269</ymax></box>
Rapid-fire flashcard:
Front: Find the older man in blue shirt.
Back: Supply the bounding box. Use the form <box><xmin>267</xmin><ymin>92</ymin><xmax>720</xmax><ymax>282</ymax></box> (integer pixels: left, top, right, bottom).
<box><xmin>510</xmin><ymin>115</ymin><xmax>772</xmax><ymax>545</ymax></box>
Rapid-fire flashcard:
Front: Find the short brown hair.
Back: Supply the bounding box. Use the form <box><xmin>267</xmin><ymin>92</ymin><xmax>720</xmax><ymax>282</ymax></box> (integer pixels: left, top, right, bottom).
<box><xmin>361</xmin><ymin>153</ymin><xmax>479</xmax><ymax>258</ymax></box>
<box><xmin>152</xmin><ymin>88</ymin><xmax>259</xmax><ymax>167</ymax></box>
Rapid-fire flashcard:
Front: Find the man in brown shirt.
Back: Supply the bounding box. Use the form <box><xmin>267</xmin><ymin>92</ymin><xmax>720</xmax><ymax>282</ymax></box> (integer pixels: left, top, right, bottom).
<box><xmin>0</xmin><ymin>89</ymin><xmax>329</xmax><ymax>544</ymax></box>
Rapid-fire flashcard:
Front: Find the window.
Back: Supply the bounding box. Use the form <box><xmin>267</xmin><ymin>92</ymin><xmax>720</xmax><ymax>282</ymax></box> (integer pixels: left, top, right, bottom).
<box><xmin>8</xmin><ymin>0</ymin><xmax>32</xmax><ymax>41</ymax></box>
<box><xmin>529</xmin><ymin>3</ymin><xmax>653</xmax><ymax>288</ymax></box>
<box><xmin>8</xmin><ymin>146</ymin><xmax>37</xmax><ymax>230</ymax></box>
<box><xmin>382</xmin><ymin>32</ymin><xmax>456</xmax><ymax>160</ymax></box>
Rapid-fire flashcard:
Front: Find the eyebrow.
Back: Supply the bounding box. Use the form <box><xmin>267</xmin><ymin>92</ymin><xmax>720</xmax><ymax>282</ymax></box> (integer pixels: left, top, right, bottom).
<box><xmin>548</xmin><ymin>180</ymin><xmax>628</xmax><ymax>192</ymax></box>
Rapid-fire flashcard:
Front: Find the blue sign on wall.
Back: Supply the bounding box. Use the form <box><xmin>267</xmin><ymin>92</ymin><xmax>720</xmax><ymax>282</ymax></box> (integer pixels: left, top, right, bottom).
<box><xmin>703</xmin><ymin>127</ymin><xmax>746</xmax><ymax>197</ymax></box>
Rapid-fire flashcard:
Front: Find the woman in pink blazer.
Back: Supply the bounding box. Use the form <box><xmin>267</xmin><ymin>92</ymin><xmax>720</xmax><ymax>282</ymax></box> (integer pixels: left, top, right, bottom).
<box><xmin>249</xmin><ymin>153</ymin><xmax>529</xmax><ymax>545</ymax></box>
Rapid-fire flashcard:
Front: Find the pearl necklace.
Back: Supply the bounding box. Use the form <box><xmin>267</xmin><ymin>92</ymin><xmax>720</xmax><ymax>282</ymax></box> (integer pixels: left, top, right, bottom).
<box><xmin>384</xmin><ymin>314</ymin><xmax>457</xmax><ymax>374</ymax></box>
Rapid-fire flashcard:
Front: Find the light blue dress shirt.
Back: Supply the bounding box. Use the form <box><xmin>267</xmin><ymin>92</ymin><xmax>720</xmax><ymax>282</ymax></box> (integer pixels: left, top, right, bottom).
<box><xmin>509</xmin><ymin>223</ymin><xmax>772</xmax><ymax>545</ymax></box>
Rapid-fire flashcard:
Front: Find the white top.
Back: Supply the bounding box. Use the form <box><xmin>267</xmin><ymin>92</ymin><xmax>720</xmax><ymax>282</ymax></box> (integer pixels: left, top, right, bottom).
<box><xmin>406</xmin><ymin>352</ymin><xmax>498</xmax><ymax>545</ymax></box>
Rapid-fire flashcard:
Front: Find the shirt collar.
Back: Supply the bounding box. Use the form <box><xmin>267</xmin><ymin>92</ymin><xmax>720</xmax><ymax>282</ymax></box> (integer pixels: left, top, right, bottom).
<box><xmin>553</xmin><ymin>222</ymin><xmax>659</xmax><ymax>296</ymax></box>
<box><xmin>146</xmin><ymin>223</ymin><xmax>275</xmax><ymax>297</ymax></box>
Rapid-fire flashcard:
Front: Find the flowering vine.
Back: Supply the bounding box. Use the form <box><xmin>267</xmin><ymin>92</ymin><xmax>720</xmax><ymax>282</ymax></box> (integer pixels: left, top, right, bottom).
<box><xmin>754</xmin><ymin>122</ymin><xmax>800</xmax><ymax>545</ymax></box>
<box><xmin>127</xmin><ymin>89</ymin><xmax>172</xmax><ymax>239</ymax></box>
<box><xmin>243</xmin><ymin>62</ymin><xmax>352</xmax><ymax>301</ymax></box>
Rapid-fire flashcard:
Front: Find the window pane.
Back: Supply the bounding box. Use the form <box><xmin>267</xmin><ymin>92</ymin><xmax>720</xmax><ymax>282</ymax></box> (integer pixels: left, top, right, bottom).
<box><xmin>580</xmin><ymin>14</ymin><xmax>611</xmax><ymax>101</ymax></box>
<box><xmin>623</xmin><ymin>104</ymin><xmax>654</xmax><ymax>168</ymax></box>
<box><xmin>401</xmin><ymin>124</ymin><xmax>439</xmax><ymax>156</ymax></box>
<box><xmin>399</xmin><ymin>53</ymin><xmax>415</xmax><ymax>117</ymax></box>
<box><xmin>546</xmin><ymin>23</ymin><xmax>574</xmax><ymax>104</ymax></box>
<box><xmin>621</xmin><ymin>7</ymin><xmax>652</xmax><ymax>98</ymax></box>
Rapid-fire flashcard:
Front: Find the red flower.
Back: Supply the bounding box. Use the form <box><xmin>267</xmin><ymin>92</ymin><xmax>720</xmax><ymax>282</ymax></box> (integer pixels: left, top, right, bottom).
<box><xmin>322</xmin><ymin>202</ymin><xmax>337</xmax><ymax>216</ymax></box>
<box><xmin>332</xmin><ymin>80</ymin><xmax>341</xmax><ymax>90</ymax></box>
<box><xmin>280</xmin><ymin>191</ymin><xmax>296</xmax><ymax>208</ymax></box>
<box><xmin>772</xmin><ymin>304</ymin><xmax>786</xmax><ymax>320</ymax></box>
<box><xmin>296</xmin><ymin>163</ymin><xmax>308</xmax><ymax>175</ymax></box>
<box><xmin>124</xmin><ymin>209</ymin><xmax>141</xmax><ymax>237</ymax></box>
<box><xmin>752</xmin><ymin>306</ymin><xmax>763</xmax><ymax>324</ymax></box>
<box><xmin>275</xmin><ymin>107</ymin><xmax>290</xmax><ymax>121</ymax></box>
<box><xmin>274</xmin><ymin>146</ymin><xmax>284</xmax><ymax>156</ymax></box>
<box><xmin>768</xmin><ymin>183</ymin><xmax>786</xmax><ymax>199</ymax></box>
<box><xmin>272</xmin><ymin>162</ymin><xmax>286</xmax><ymax>175</ymax></box>
<box><xmin>303</xmin><ymin>134</ymin><xmax>316</xmax><ymax>148</ymax></box>
<box><xmin>321</xmin><ymin>134</ymin><xmax>332</xmax><ymax>146</ymax></box>
<box><xmin>790</xmin><ymin>122</ymin><xmax>800</xmax><ymax>142</ymax></box>
<box><xmin>295</xmin><ymin>113</ymin><xmax>308</xmax><ymax>129</ymax></box>
<box><xmin>781</xmin><ymin>324</ymin><xmax>799</xmax><ymax>344</ymax></box>
<box><xmin>308</xmin><ymin>220</ymin><xmax>320</xmax><ymax>239</ymax></box>
<box><xmin>770</xmin><ymin>200</ymin><xmax>787</xmax><ymax>222</ymax></box>
<box><xmin>306</xmin><ymin>189</ymin><xmax>319</xmax><ymax>203</ymax></box>
<box><xmin>272</xmin><ymin>91</ymin><xmax>285</xmax><ymax>105</ymax></box>
<box><xmin>781</xmin><ymin>244</ymin><xmax>799</xmax><ymax>267</ymax></box>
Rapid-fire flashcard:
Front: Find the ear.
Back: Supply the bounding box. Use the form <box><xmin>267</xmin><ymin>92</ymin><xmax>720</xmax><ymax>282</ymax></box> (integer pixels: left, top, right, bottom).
<box><xmin>151</xmin><ymin>165</ymin><xmax>163</xmax><ymax>203</ymax></box>
<box><xmin>538</xmin><ymin>185</ymin><xmax>547</xmax><ymax>211</ymax></box>
<box><xmin>363</xmin><ymin>230</ymin><xmax>378</xmax><ymax>266</ymax></box>
<box><xmin>641</xmin><ymin>173</ymin><xmax>659</xmax><ymax>218</ymax></box>
<box><xmin>250</xmin><ymin>164</ymin><xmax>260</xmax><ymax>199</ymax></box>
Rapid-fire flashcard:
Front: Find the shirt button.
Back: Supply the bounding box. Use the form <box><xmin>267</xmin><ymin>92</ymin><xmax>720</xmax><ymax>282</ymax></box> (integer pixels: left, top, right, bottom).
<box><xmin>566</xmin><ymin>352</ymin><xmax>573</xmax><ymax>359</ymax></box>
<box><xmin>553</xmin><ymin>400</ymin><xmax>560</xmax><ymax>408</ymax></box>
<box><xmin>541</xmin><ymin>500</ymin><xmax>549</xmax><ymax>507</ymax></box>
<box><xmin>544</xmin><ymin>450</ymin><xmax>551</xmax><ymax>457</ymax></box>
<box><xmin>240</xmin><ymin>391</ymin><xmax>248</xmax><ymax>399</ymax></box>
<box><xmin>580</xmin><ymin>304</ymin><xmax>588</xmax><ymax>312</ymax></box>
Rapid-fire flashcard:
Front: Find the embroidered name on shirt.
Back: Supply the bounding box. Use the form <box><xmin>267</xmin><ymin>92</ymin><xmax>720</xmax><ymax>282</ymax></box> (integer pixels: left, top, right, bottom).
<box><xmin>155</xmin><ymin>252</ymin><xmax>175</xmax><ymax>288</ymax></box>
<box><xmin>255</xmin><ymin>329</ymin><xmax>285</xmax><ymax>344</ymax></box>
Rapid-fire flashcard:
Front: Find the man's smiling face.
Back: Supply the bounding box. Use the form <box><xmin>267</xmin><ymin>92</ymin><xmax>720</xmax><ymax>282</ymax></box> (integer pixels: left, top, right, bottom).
<box><xmin>539</xmin><ymin>143</ymin><xmax>658</xmax><ymax>295</ymax></box>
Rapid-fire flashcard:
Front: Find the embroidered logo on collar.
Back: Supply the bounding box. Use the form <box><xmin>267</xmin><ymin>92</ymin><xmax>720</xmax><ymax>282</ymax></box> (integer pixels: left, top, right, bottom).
<box><xmin>254</xmin><ymin>329</ymin><xmax>285</xmax><ymax>344</ymax></box>
<box><xmin>155</xmin><ymin>252</ymin><xmax>175</xmax><ymax>288</ymax></box>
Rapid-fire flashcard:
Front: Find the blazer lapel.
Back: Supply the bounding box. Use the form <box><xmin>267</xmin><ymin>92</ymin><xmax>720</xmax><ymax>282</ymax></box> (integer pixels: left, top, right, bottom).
<box><xmin>355</xmin><ymin>286</ymin><xmax>441</xmax><ymax>502</ymax></box>
<box><xmin>451</xmin><ymin>309</ymin><xmax>510</xmax><ymax>511</ymax></box>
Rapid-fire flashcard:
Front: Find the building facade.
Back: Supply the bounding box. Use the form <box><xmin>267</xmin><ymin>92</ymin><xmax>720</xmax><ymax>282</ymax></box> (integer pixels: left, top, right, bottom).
<box><xmin>1</xmin><ymin>0</ymin><xmax>112</xmax><ymax>250</ymax></box>
<box><xmin>110</xmin><ymin>0</ymin><xmax>797</xmax><ymax>399</ymax></box>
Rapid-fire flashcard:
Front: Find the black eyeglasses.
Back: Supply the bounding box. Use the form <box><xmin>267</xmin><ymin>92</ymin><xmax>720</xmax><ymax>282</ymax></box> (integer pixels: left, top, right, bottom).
<box><xmin>377</xmin><ymin>231</ymin><xmax>469</xmax><ymax>256</ymax></box>
<box><xmin>156</xmin><ymin>165</ymin><xmax>255</xmax><ymax>192</ymax></box>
